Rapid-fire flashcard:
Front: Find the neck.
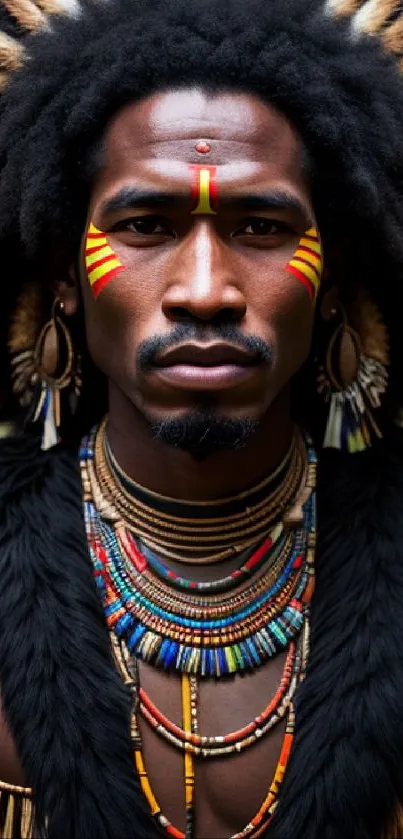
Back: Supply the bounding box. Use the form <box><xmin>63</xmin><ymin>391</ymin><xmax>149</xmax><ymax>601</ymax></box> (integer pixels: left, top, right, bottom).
<box><xmin>106</xmin><ymin>384</ymin><xmax>293</xmax><ymax>502</ymax></box>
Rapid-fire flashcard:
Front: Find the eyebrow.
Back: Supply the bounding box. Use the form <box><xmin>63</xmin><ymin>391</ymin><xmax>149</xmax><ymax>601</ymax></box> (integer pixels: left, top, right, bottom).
<box><xmin>100</xmin><ymin>186</ymin><xmax>312</xmax><ymax>223</ymax></box>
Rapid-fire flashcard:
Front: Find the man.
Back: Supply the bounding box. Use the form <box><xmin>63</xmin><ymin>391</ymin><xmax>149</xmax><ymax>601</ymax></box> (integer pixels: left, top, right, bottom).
<box><xmin>0</xmin><ymin>0</ymin><xmax>402</xmax><ymax>837</ymax></box>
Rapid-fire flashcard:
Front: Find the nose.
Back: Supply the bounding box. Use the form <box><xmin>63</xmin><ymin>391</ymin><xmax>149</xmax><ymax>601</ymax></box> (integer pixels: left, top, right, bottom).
<box><xmin>162</xmin><ymin>223</ymin><xmax>246</xmax><ymax>323</ymax></box>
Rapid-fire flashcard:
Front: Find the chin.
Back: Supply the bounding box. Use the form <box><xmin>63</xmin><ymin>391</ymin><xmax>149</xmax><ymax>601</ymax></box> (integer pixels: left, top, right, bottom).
<box><xmin>149</xmin><ymin>407</ymin><xmax>259</xmax><ymax>458</ymax></box>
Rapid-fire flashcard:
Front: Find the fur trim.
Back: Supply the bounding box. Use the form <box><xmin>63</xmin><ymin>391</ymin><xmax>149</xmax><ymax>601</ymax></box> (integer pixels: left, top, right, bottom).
<box><xmin>0</xmin><ymin>432</ymin><xmax>155</xmax><ymax>839</ymax></box>
<box><xmin>1</xmin><ymin>433</ymin><xmax>403</xmax><ymax>838</ymax></box>
<box><xmin>270</xmin><ymin>437</ymin><xmax>403</xmax><ymax>838</ymax></box>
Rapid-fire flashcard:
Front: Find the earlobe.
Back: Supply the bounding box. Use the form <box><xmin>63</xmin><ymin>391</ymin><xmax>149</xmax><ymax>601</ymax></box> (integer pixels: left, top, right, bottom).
<box><xmin>54</xmin><ymin>269</ymin><xmax>80</xmax><ymax>316</ymax></box>
<box><xmin>320</xmin><ymin>286</ymin><xmax>339</xmax><ymax>321</ymax></box>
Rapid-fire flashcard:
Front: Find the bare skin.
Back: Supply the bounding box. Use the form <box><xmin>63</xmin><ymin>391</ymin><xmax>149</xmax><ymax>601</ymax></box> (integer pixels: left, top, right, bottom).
<box><xmin>0</xmin><ymin>662</ymin><xmax>287</xmax><ymax>837</ymax></box>
<box><xmin>77</xmin><ymin>88</ymin><xmax>315</xmax><ymax>499</ymax></box>
<box><xmin>0</xmin><ymin>89</ymin><xmax>318</xmax><ymax>837</ymax></box>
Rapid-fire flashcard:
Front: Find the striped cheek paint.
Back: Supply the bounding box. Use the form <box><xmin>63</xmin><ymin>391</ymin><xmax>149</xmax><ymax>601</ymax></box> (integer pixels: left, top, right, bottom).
<box><xmin>285</xmin><ymin>227</ymin><xmax>323</xmax><ymax>303</ymax></box>
<box><xmin>190</xmin><ymin>165</ymin><xmax>218</xmax><ymax>215</ymax></box>
<box><xmin>85</xmin><ymin>223</ymin><xmax>125</xmax><ymax>299</ymax></box>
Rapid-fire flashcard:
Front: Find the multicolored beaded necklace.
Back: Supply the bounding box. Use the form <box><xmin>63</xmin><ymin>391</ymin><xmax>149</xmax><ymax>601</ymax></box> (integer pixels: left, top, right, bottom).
<box><xmin>82</xmin><ymin>428</ymin><xmax>316</xmax><ymax>679</ymax></box>
<box><xmin>115</xmin><ymin>527</ymin><xmax>294</xmax><ymax>617</ymax></box>
<box><xmin>94</xmin><ymin>416</ymin><xmax>307</xmax><ymax>562</ymax></box>
<box><xmin>81</xmin><ymin>420</ymin><xmax>317</xmax><ymax>839</ymax></box>
<box><xmin>138</xmin><ymin>633</ymin><xmax>305</xmax><ymax>757</ymax></box>
<box><xmin>138</xmin><ymin>528</ymin><xmax>284</xmax><ymax>594</ymax></box>
<box><xmin>111</xmin><ymin>630</ymin><xmax>307</xmax><ymax>839</ymax></box>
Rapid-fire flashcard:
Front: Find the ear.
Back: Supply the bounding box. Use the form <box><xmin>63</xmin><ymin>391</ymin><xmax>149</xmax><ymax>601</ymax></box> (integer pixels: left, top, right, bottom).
<box><xmin>53</xmin><ymin>268</ymin><xmax>80</xmax><ymax>316</ymax></box>
<box><xmin>320</xmin><ymin>286</ymin><xmax>339</xmax><ymax>321</ymax></box>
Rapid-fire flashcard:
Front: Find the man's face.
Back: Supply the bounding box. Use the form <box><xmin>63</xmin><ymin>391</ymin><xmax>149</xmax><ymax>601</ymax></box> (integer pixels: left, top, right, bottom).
<box><xmin>79</xmin><ymin>89</ymin><xmax>318</xmax><ymax>450</ymax></box>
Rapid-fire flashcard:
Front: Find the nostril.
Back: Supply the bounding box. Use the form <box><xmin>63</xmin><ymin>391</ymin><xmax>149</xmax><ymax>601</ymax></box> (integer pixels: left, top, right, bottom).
<box><xmin>165</xmin><ymin>307</ymin><xmax>245</xmax><ymax>327</ymax></box>
<box><xmin>167</xmin><ymin>307</ymin><xmax>195</xmax><ymax>322</ymax></box>
<box><xmin>212</xmin><ymin>308</ymin><xmax>245</xmax><ymax>324</ymax></box>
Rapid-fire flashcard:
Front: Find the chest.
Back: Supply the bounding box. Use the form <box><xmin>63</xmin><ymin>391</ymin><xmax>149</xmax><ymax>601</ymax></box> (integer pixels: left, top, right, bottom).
<box><xmin>137</xmin><ymin>655</ymin><xmax>287</xmax><ymax>838</ymax></box>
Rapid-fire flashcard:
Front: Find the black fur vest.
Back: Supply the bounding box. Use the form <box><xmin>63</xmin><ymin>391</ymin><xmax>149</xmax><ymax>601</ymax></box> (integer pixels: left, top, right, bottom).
<box><xmin>0</xmin><ymin>431</ymin><xmax>403</xmax><ymax>839</ymax></box>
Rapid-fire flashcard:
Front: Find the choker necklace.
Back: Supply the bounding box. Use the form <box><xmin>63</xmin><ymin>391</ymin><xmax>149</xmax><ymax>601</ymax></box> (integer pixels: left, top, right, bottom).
<box><xmin>92</xmin><ymin>417</ymin><xmax>306</xmax><ymax>562</ymax></box>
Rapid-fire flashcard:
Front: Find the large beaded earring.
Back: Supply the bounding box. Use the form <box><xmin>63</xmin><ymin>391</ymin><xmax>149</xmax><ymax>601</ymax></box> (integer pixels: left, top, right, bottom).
<box><xmin>317</xmin><ymin>292</ymin><xmax>389</xmax><ymax>453</ymax></box>
<box><xmin>9</xmin><ymin>283</ymin><xmax>81</xmax><ymax>449</ymax></box>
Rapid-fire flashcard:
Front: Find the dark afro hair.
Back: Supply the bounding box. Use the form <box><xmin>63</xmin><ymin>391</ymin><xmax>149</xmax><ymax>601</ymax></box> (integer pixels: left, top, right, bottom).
<box><xmin>1</xmin><ymin>0</ymin><xmax>403</xmax><ymax>428</ymax></box>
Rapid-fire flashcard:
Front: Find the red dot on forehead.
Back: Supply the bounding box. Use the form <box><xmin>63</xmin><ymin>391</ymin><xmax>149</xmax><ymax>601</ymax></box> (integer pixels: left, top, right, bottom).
<box><xmin>195</xmin><ymin>140</ymin><xmax>211</xmax><ymax>154</ymax></box>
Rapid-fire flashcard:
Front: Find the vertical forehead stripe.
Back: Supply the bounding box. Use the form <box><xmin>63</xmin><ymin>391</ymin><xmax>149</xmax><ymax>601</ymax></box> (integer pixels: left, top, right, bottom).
<box><xmin>85</xmin><ymin>223</ymin><xmax>124</xmax><ymax>299</ymax></box>
<box><xmin>190</xmin><ymin>166</ymin><xmax>218</xmax><ymax>215</ymax></box>
<box><xmin>286</xmin><ymin>227</ymin><xmax>323</xmax><ymax>302</ymax></box>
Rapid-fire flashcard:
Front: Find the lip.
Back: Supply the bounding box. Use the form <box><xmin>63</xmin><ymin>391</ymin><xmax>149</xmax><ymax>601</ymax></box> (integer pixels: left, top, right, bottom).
<box><xmin>153</xmin><ymin>343</ymin><xmax>262</xmax><ymax>391</ymax></box>
<box><xmin>155</xmin><ymin>342</ymin><xmax>258</xmax><ymax>368</ymax></box>
<box><xmin>154</xmin><ymin>363</ymin><xmax>258</xmax><ymax>390</ymax></box>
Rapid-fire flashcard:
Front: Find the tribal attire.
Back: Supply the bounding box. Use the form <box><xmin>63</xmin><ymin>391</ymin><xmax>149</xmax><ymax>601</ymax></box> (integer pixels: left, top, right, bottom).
<box><xmin>0</xmin><ymin>2</ymin><xmax>403</xmax><ymax>839</ymax></box>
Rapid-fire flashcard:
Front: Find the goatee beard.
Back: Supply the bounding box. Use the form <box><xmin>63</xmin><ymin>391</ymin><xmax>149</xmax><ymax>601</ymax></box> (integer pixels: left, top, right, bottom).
<box><xmin>151</xmin><ymin>410</ymin><xmax>258</xmax><ymax>460</ymax></box>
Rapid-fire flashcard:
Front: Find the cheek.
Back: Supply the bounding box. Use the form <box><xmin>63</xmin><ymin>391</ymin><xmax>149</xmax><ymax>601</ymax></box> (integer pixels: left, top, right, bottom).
<box><xmin>270</xmin><ymin>280</ymin><xmax>314</xmax><ymax>377</ymax></box>
<box><xmin>285</xmin><ymin>228</ymin><xmax>323</xmax><ymax>305</ymax></box>
<box><xmin>80</xmin><ymin>247</ymin><xmax>164</xmax><ymax>376</ymax></box>
<box><xmin>245</xmin><ymin>246</ymin><xmax>315</xmax><ymax>324</ymax></box>
<box><xmin>245</xmin><ymin>251</ymin><xmax>315</xmax><ymax>380</ymax></box>
<box><xmin>84</xmin><ymin>223</ymin><xmax>125</xmax><ymax>299</ymax></box>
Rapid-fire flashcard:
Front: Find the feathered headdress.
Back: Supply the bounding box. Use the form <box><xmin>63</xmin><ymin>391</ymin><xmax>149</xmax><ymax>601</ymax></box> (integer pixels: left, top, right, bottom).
<box><xmin>0</xmin><ymin>0</ymin><xmax>401</xmax><ymax>94</ymax></box>
<box><xmin>0</xmin><ymin>0</ymin><xmax>71</xmax><ymax>92</ymax></box>
<box><xmin>325</xmin><ymin>0</ymin><xmax>403</xmax><ymax>57</ymax></box>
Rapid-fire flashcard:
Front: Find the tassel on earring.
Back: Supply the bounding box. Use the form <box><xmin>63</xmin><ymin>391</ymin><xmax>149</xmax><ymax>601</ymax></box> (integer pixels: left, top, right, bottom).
<box><xmin>9</xmin><ymin>283</ymin><xmax>81</xmax><ymax>450</ymax></box>
<box><xmin>317</xmin><ymin>292</ymin><xmax>389</xmax><ymax>453</ymax></box>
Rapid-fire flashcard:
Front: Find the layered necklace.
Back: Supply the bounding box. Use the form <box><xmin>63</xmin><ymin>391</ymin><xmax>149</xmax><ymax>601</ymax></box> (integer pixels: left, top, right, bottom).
<box><xmin>81</xmin><ymin>419</ymin><xmax>317</xmax><ymax>839</ymax></box>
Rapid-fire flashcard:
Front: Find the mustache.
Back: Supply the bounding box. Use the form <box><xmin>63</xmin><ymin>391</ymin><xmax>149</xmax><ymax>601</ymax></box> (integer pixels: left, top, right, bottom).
<box><xmin>136</xmin><ymin>323</ymin><xmax>273</xmax><ymax>372</ymax></box>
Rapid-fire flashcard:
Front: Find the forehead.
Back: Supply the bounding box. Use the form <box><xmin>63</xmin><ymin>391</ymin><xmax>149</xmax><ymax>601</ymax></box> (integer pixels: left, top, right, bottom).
<box><xmin>92</xmin><ymin>88</ymin><xmax>310</xmax><ymax>199</ymax></box>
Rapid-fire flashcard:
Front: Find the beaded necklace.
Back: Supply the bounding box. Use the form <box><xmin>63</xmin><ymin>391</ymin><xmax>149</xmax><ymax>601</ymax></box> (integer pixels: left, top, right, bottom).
<box><xmin>112</xmin><ymin>632</ymin><xmax>306</xmax><ymax>839</ymax></box>
<box><xmin>82</xmin><ymin>427</ymin><xmax>316</xmax><ymax>679</ymax></box>
<box><xmin>117</xmin><ymin>530</ymin><xmax>294</xmax><ymax>618</ymax></box>
<box><xmin>85</xmin><ymin>494</ymin><xmax>314</xmax><ymax>676</ymax></box>
<box><xmin>91</xmin><ymin>535</ymin><xmax>308</xmax><ymax>676</ymax></box>
<box><xmin>81</xmin><ymin>421</ymin><xmax>317</xmax><ymax>838</ymax></box>
<box><xmin>94</xmin><ymin>418</ymin><xmax>306</xmax><ymax>560</ymax></box>
<box><xmin>135</xmin><ymin>527</ymin><xmax>285</xmax><ymax>594</ymax></box>
<box><xmin>138</xmin><ymin>635</ymin><xmax>304</xmax><ymax>757</ymax></box>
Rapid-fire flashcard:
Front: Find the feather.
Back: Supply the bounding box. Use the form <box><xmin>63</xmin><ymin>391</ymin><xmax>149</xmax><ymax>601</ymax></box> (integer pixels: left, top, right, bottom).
<box><xmin>35</xmin><ymin>0</ymin><xmax>63</xmax><ymax>14</ymax></box>
<box><xmin>350</xmin><ymin>291</ymin><xmax>390</xmax><ymax>366</ymax></box>
<box><xmin>1</xmin><ymin>0</ymin><xmax>46</xmax><ymax>31</ymax></box>
<box><xmin>324</xmin><ymin>0</ymin><xmax>362</xmax><ymax>17</ymax></box>
<box><xmin>8</xmin><ymin>283</ymin><xmax>45</xmax><ymax>355</ymax></box>
<box><xmin>0</xmin><ymin>32</ymin><xmax>23</xmax><ymax>71</ymax></box>
<box><xmin>352</xmin><ymin>0</ymin><xmax>402</xmax><ymax>33</ymax></box>
<box><xmin>381</xmin><ymin>13</ymin><xmax>403</xmax><ymax>52</ymax></box>
<box><xmin>0</xmin><ymin>70</ymin><xmax>11</xmax><ymax>91</ymax></box>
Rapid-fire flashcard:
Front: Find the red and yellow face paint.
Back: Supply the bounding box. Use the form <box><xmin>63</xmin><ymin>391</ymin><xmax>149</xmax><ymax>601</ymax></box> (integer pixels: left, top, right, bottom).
<box><xmin>85</xmin><ymin>223</ymin><xmax>124</xmax><ymax>299</ymax></box>
<box><xmin>285</xmin><ymin>227</ymin><xmax>323</xmax><ymax>303</ymax></box>
<box><xmin>190</xmin><ymin>165</ymin><xmax>218</xmax><ymax>215</ymax></box>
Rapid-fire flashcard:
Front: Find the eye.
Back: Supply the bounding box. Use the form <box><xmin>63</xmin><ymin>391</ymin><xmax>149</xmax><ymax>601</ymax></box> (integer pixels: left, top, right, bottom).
<box><xmin>232</xmin><ymin>218</ymin><xmax>293</xmax><ymax>237</ymax></box>
<box><xmin>112</xmin><ymin>215</ymin><xmax>175</xmax><ymax>237</ymax></box>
